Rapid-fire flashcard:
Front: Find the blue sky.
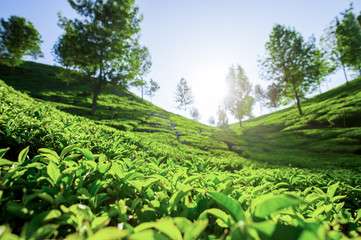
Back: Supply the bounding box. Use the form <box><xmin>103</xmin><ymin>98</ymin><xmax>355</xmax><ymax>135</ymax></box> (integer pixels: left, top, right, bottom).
<box><xmin>1</xmin><ymin>0</ymin><xmax>360</xmax><ymax>124</ymax></box>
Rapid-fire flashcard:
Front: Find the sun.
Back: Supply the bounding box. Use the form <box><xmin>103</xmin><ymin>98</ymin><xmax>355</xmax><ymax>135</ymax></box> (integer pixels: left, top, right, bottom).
<box><xmin>190</xmin><ymin>61</ymin><xmax>229</xmax><ymax>123</ymax></box>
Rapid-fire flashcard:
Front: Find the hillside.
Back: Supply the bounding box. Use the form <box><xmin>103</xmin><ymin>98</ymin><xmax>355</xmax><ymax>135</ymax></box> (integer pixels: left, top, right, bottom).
<box><xmin>2</xmin><ymin>62</ymin><xmax>361</xmax><ymax>170</ymax></box>
<box><xmin>0</xmin><ymin>62</ymin><xmax>248</xmax><ymax>169</ymax></box>
<box><xmin>1</xmin><ymin>62</ymin><xmax>361</xmax><ymax>239</ymax></box>
<box><xmin>218</xmin><ymin>78</ymin><xmax>361</xmax><ymax>168</ymax></box>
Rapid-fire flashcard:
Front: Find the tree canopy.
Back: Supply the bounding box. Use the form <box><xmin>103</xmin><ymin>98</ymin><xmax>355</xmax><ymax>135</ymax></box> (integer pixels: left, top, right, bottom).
<box><xmin>145</xmin><ymin>79</ymin><xmax>160</xmax><ymax>102</ymax></box>
<box><xmin>254</xmin><ymin>84</ymin><xmax>266</xmax><ymax>115</ymax></box>
<box><xmin>259</xmin><ymin>24</ymin><xmax>325</xmax><ymax>116</ymax></box>
<box><xmin>174</xmin><ymin>78</ymin><xmax>194</xmax><ymax>117</ymax></box>
<box><xmin>54</xmin><ymin>0</ymin><xmax>150</xmax><ymax>114</ymax></box>
<box><xmin>217</xmin><ymin>105</ymin><xmax>228</xmax><ymax>129</ymax></box>
<box><xmin>225</xmin><ymin>65</ymin><xmax>254</xmax><ymax>126</ymax></box>
<box><xmin>0</xmin><ymin>16</ymin><xmax>43</xmax><ymax>71</ymax></box>
<box><xmin>335</xmin><ymin>6</ymin><xmax>361</xmax><ymax>76</ymax></box>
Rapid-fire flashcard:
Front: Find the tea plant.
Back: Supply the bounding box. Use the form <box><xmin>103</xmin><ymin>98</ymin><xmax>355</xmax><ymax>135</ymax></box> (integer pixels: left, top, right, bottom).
<box><xmin>1</xmin><ymin>64</ymin><xmax>361</xmax><ymax>238</ymax></box>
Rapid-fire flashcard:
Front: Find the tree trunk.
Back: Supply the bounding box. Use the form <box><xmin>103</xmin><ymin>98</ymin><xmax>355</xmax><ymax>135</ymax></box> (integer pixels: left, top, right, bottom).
<box><xmin>10</xmin><ymin>61</ymin><xmax>15</xmax><ymax>72</ymax></box>
<box><xmin>294</xmin><ymin>91</ymin><xmax>303</xmax><ymax>116</ymax></box>
<box><xmin>342</xmin><ymin>64</ymin><xmax>349</xmax><ymax>86</ymax></box>
<box><xmin>239</xmin><ymin>120</ymin><xmax>242</xmax><ymax>127</ymax></box>
<box><xmin>91</xmin><ymin>80</ymin><xmax>102</xmax><ymax>115</ymax></box>
<box><xmin>66</xmin><ymin>68</ymin><xmax>70</xmax><ymax>87</ymax></box>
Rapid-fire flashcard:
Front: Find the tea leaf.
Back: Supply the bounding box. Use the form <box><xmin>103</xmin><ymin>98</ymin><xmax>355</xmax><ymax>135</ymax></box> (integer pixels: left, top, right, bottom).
<box><xmin>208</xmin><ymin>192</ymin><xmax>245</xmax><ymax>222</ymax></box>
<box><xmin>47</xmin><ymin>162</ymin><xmax>60</xmax><ymax>185</ymax></box>
<box><xmin>18</xmin><ymin>146</ymin><xmax>29</xmax><ymax>164</ymax></box>
<box><xmin>254</xmin><ymin>195</ymin><xmax>302</xmax><ymax>218</ymax></box>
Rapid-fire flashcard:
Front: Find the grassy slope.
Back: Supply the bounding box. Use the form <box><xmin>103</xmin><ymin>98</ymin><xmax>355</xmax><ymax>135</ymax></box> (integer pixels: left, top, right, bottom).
<box><xmin>1</xmin><ymin>62</ymin><xmax>361</xmax><ymax>239</ymax></box>
<box><xmin>1</xmin><ymin>62</ymin><xmax>361</xmax><ymax>170</ymax></box>
<box><xmin>219</xmin><ymin>78</ymin><xmax>361</xmax><ymax>168</ymax></box>
<box><xmin>0</xmin><ymin>62</ymin><xmax>248</xmax><ymax>170</ymax></box>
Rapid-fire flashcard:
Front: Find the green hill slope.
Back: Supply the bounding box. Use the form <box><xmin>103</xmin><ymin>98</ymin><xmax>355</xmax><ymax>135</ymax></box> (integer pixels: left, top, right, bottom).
<box><xmin>0</xmin><ymin>62</ymin><xmax>248</xmax><ymax>170</ymax></box>
<box><xmin>1</xmin><ymin>62</ymin><xmax>361</xmax><ymax>239</ymax></box>
<box><xmin>1</xmin><ymin>62</ymin><xmax>361</xmax><ymax>169</ymax></box>
<box><xmin>218</xmin><ymin>77</ymin><xmax>361</xmax><ymax>168</ymax></box>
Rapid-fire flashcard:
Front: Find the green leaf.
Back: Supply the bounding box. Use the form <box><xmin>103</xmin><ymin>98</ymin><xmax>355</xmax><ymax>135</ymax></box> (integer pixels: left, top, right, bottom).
<box><xmin>18</xmin><ymin>146</ymin><xmax>29</xmax><ymax>164</ymax></box>
<box><xmin>332</xmin><ymin>195</ymin><xmax>346</xmax><ymax>203</ymax></box>
<box><xmin>98</xmin><ymin>162</ymin><xmax>111</xmax><ymax>174</ymax></box>
<box><xmin>254</xmin><ymin>195</ymin><xmax>302</xmax><ymax>218</ymax></box>
<box><xmin>109</xmin><ymin>162</ymin><xmax>124</xmax><ymax>179</ymax></box>
<box><xmin>168</xmin><ymin>187</ymin><xmax>192</xmax><ymax>213</ymax></box>
<box><xmin>26</xmin><ymin>210</ymin><xmax>61</xmax><ymax>239</ymax></box>
<box><xmin>134</xmin><ymin>218</ymin><xmax>183</xmax><ymax>240</ymax></box>
<box><xmin>250</xmin><ymin>221</ymin><xmax>277</xmax><ymax>239</ymax></box>
<box><xmin>78</xmin><ymin>148</ymin><xmax>93</xmax><ymax>160</ymax></box>
<box><xmin>172</xmin><ymin>170</ymin><xmax>185</xmax><ymax>186</ymax></box>
<box><xmin>47</xmin><ymin>162</ymin><xmax>60</xmax><ymax>185</ymax></box>
<box><xmin>208</xmin><ymin>192</ymin><xmax>245</xmax><ymax>222</ymax></box>
<box><xmin>173</xmin><ymin>217</ymin><xmax>192</xmax><ymax>233</ymax></box>
<box><xmin>129</xmin><ymin>229</ymin><xmax>169</xmax><ymax>240</ymax></box>
<box><xmin>88</xmin><ymin>227</ymin><xmax>128</xmax><ymax>240</ymax></box>
<box><xmin>91</xmin><ymin>216</ymin><xmax>110</xmax><ymax>230</ymax></box>
<box><xmin>84</xmin><ymin>160</ymin><xmax>97</xmax><ymax>169</ymax></box>
<box><xmin>0</xmin><ymin>147</ymin><xmax>10</xmax><ymax>158</ymax></box>
<box><xmin>144</xmin><ymin>178</ymin><xmax>160</xmax><ymax>189</ymax></box>
<box><xmin>0</xmin><ymin>158</ymin><xmax>16</xmax><ymax>166</ymax></box>
<box><xmin>326</xmin><ymin>182</ymin><xmax>339</xmax><ymax>200</ymax></box>
<box><xmin>298</xmin><ymin>230</ymin><xmax>320</xmax><ymax>240</ymax></box>
<box><xmin>59</xmin><ymin>145</ymin><xmax>77</xmax><ymax>160</ymax></box>
<box><xmin>184</xmin><ymin>219</ymin><xmax>208</xmax><ymax>240</ymax></box>
<box><xmin>198</xmin><ymin>208</ymin><xmax>233</xmax><ymax>227</ymax></box>
<box><xmin>40</xmin><ymin>154</ymin><xmax>59</xmax><ymax>165</ymax></box>
<box><xmin>39</xmin><ymin>148</ymin><xmax>59</xmax><ymax>163</ymax></box>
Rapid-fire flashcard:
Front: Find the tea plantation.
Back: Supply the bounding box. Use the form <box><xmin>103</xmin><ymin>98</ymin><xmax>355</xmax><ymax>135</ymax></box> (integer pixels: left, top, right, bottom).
<box><xmin>0</xmin><ymin>62</ymin><xmax>361</xmax><ymax>239</ymax></box>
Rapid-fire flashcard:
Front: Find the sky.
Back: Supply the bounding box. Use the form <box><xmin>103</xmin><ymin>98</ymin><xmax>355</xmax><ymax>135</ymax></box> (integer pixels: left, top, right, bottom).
<box><xmin>1</xmin><ymin>0</ymin><xmax>360</xmax><ymax>124</ymax></box>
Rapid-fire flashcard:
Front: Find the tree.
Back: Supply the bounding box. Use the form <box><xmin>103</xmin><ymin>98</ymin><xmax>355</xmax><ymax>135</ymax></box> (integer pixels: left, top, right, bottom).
<box><xmin>53</xmin><ymin>15</ymin><xmax>80</xmax><ymax>86</ymax></box>
<box><xmin>335</xmin><ymin>6</ymin><xmax>361</xmax><ymax>76</ymax></box>
<box><xmin>0</xmin><ymin>16</ymin><xmax>43</xmax><ymax>71</ymax></box>
<box><xmin>266</xmin><ymin>83</ymin><xmax>281</xmax><ymax>110</ymax></box>
<box><xmin>208</xmin><ymin>116</ymin><xmax>215</xmax><ymax>126</ymax></box>
<box><xmin>225</xmin><ymin>65</ymin><xmax>254</xmax><ymax>127</ymax></box>
<box><xmin>174</xmin><ymin>78</ymin><xmax>195</xmax><ymax>117</ymax></box>
<box><xmin>259</xmin><ymin>24</ymin><xmax>324</xmax><ymax>116</ymax></box>
<box><xmin>132</xmin><ymin>79</ymin><xmax>147</xmax><ymax>100</ymax></box>
<box><xmin>189</xmin><ymin>107</ymin><xmax>201</xmax><ymax>121</ymax></box>
<box><xmin>217</xmin><ymin>105</ymin><xmax>228</xmax><ymax>129</ymax></box>
<box><xmin>55</xmin><ymin>0</ymin><xmax>150</xmax><ymax>115</ymax></box>
<box><xmin>254</xmin><ymin>84</ymin><xmax>266</xmax><ymax>115</ymax></box>
<box><xmin>145</xmin><ymin>79</ymin><xmax>160</xmax><ymax>102</ymax></box>
<box><xmin>321</xmin><ymin>20</ymin><xmax>349</xmax><ymax>85</ymax></box>
<box><xmin>131</xmin><ymin>47</ymin><xmax>152</xmax><ymax>100</ymax></box>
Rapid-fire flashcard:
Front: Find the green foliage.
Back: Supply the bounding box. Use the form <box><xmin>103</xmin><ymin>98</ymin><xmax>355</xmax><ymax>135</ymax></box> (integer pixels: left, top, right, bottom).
<box><xmin>55</xmin><ymin>0</ymin><xmax>150</xmax><ymax>114</ymax></box>
<box><xmin>145</xmin><ymin>78</ymin><xmax>160</xmax><ymax>102</ymax></box>
<box><xmin>224</xmin><ymin>76</ymin><xmax>361</xmax><ymax>168</ymax></box>
<box><xmin>259</xmin><ymin>24</ymin><xmax>326</xmax><ymax>115</ymax></box>
<box><xmin>0</xmin><ymin>16</ymin><xmax>43</xmax><ymax>70</ymax></box>
<box><xmin>1</xmin><ymin>62</ymin><xmax>361</xmax><ymax>238</ymax></box>
<box><xmin>335</xmin><ymin>6</ymin><xmax>361</xmax><ymax>76</ymax></box>
<box><xmin>225</xmin><ymin>65</ymin><xmax>254</xmax><ymax>126</ymax></box>
<box><xmin>174</xmin><ymin>78</ymin><xmax>195</xmax><ymax>117</ymax></box>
